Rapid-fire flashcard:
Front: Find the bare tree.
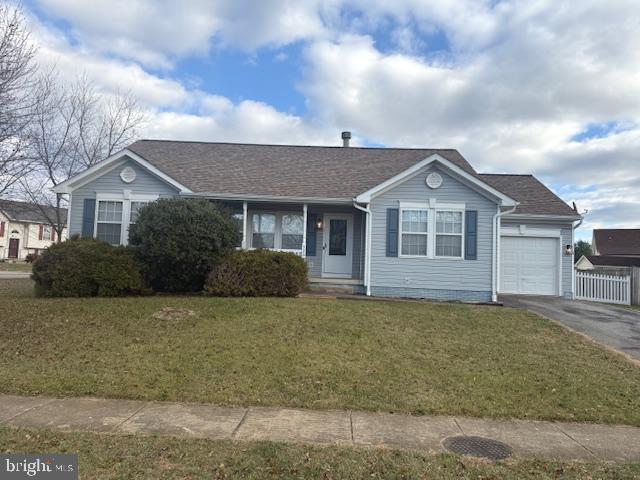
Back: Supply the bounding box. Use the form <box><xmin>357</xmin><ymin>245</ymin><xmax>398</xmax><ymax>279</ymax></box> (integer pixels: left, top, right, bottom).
<box><xmin>0</xmin><ymin>5</ymin><xmax>37</xmax><ymax>196</ymax></box>
<box><xmin>20</xmin><ymin>74</ymin><xmax>146</xmax><ymax>240</ymax></box>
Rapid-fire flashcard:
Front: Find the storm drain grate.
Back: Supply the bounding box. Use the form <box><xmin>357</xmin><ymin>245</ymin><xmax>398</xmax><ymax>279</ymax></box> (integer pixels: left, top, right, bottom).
<box><xmin>443</xmin><ymin>435</ymin><xmax>513</xmax><ymax>460</ymax></box>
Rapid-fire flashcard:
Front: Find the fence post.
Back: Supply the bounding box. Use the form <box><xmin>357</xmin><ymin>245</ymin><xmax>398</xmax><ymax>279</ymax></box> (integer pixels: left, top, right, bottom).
<box><xmin>632</xmin><ymin>267</ymin><xmax>640</xmax><ymax>306</ymax></box>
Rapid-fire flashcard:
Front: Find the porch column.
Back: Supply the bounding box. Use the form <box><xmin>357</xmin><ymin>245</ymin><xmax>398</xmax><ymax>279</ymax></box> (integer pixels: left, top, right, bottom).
<box><xmin>241</xmin><ymin>201</ymin><xmax>248</xmax><ymax>249</ymax></box>
<box><xmin>302</xmin><ymin>203</ymin><xmax>308</xmax><ymax>257</ymax></box>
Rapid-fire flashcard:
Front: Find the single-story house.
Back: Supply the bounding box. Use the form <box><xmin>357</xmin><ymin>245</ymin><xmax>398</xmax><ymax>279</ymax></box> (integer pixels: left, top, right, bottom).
<box><xmin>53</xmin><ymin>135</ymin><xmax>581</xmax><ymax>302</ymax></box>
<box><xmin>0</xmin><ymin>199</ymin><xmax>68</xmax><ymax>260</ymax></box>
<box><xmin>592</xmin><ymin>229</ymin><xmax>640</xmax><ymax>257</ymax></box>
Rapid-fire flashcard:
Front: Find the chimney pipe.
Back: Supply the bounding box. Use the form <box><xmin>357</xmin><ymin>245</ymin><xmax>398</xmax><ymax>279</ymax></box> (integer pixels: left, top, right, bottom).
<box><xmin>341</xmin><ymin>131</ymin><xmax>351</xmax><ymax>147</ymax></box>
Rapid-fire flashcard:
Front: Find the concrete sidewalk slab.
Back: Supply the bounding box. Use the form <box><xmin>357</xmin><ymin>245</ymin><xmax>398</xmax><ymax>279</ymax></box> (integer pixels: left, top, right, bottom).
<box><xmin>0</xmin><ymin>394</ymin><xmax>54</xmax><ymax>423</ymax></box>
<box><xmin>560</xmin><ymin>423</ymin><xmax>640</xmax><ymax>462</ymax></box>
<box><xmin>119</xmin><ymin>402</ymin><xmax>247</xmax><ymax>440</ymax></box>
<box><xmin>352</xmin><ymin>411</ymin><xmax>460</xmax><ymax>453</ymax></box>
<box><xmin>1</xmin><ymin>394</ymin><xmax>639</xmax><ymax>462</ymax></box>
<box><xmin>455</xmin><ymin>417</ymin><xmax>594</xmax><ymax>461</ymax></box>
<box><xmin>7</xmin><ymin>397</ymin><xmax>143</xmax><ymax>433</ymax></box>
<box><xmin>235</xmin><ymin>407</ymin><xmax>352</xmax><ymax>445</ymax></box>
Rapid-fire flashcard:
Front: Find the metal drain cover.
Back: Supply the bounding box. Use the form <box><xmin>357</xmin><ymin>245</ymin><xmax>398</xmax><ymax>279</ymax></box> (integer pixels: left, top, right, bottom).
<box><xmin>443</xmin><ymin>435</ymin><xmax>513</xmax><ymax>460</ymax></box>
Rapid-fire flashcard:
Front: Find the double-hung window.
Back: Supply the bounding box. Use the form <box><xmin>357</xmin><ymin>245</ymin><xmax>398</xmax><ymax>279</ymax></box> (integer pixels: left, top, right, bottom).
<box><xmin>250</xmin><ymin>212</ymin><xmax>305</xmax><ymax>251</ymax></box>
<box><xmin>400</xmin><ymin>209</ymin><xmax>428</xmax><ymax>256</ymax></box>
<box><xmin>281</xmin><ymin>214</ymin><xmax>304</xmax><ymax>250</ymax></box>
<box><xmin>42</xmin><ymin>225</ymin><xmax>53</xmax><ymax>241</ymax></box>
<box><xmin>435</xmin><ymin>211</ymin><xmax>463</xmax><ymax>258</ymax></box>
<box><xmin>96</xmin><ymin>200</ymin><xmax>123</xmax><ymax>245</ymax></box>
<box><xmin>252</xmin><ymin>213</ymin><xmax>276</xmax><ymax>248</ymax></box>
<box><xmin>399</xmin><ymin>203</ymin><xmax>464</xmax><ymax>259</ymax></box>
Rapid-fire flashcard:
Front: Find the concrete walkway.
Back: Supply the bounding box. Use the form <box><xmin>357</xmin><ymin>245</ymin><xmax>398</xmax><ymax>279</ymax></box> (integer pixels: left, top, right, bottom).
<box><xmin>1</xmin><ymin>394</ymin><xmax>639</xmax><ymax>462</ymax></box>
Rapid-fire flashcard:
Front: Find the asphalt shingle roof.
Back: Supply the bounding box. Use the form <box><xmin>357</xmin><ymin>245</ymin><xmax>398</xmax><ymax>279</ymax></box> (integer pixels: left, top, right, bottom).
<box><xmin>479</xmin><ymin>174</ymin><xmax>578</xmax><ymax>216</ymax></box>
<box><xmin>127</xmin><ymin>140</ymin><xmax>576</xmax><ymax>217</ymax></box>
<box><xmin>0</xmin><ymin>199</ymin><xmax>68</xmax><ymax>224</ymax></box>
<box><xmin>593</xmin><ymin>229</ymin><xmax>640</xmax><ymax>256</ymax></box>
<box><xmin>586</xmin><ymin>255</ymin><xmax>640</xmax><ymax>267</ymax></box>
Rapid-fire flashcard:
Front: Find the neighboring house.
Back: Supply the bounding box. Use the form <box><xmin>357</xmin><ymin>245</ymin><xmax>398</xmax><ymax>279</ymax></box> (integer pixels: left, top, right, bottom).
<box><xmin>592</xmin><ymin>229</ymin><xmax>640</xmax><ymax>257</ymax></box>
<box><xmin>0</xmin><ymin>199</ymin><xmax>68</xmax><ymax>260</ymax></box>
<box><xmin>53</xmin><ymin>135</ymin><xmax>581</xmax><ymax>302</ymax></box>
<box><xmin>575</xmin><ymin>254</ymin><xmax>640</xmax><ymax>273</ymax></box>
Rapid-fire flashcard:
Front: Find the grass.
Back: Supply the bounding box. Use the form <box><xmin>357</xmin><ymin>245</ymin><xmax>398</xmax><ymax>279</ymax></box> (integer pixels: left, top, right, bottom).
<box><xmin>1</xmin><ymin>279</ymin><xmax>640</xmax><ymax>425</ymax></box>
<box><xmin>0</xmin><ymin>427</ymin><xmax>638</xmax><ymax>479</ymax></box>
<box><xmin>0</xmin><ymin>261</ymin><xmax>32</xmax><ymax>272</ymax></box>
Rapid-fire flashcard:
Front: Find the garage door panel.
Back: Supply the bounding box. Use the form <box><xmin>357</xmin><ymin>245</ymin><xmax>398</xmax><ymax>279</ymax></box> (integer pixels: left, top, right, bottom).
<box><xmin>500</xmin><ymin>236</ymin><xmax>559</xmax><ymax>295</ymax></box>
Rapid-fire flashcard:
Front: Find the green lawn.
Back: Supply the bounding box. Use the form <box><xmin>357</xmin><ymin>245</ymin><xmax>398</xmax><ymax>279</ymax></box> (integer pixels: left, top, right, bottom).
<box><xmin>0</xmin><ymin>261</ymin><xmax>32</xmax><ymax>272</ymax></box>
<box><xmin>1</xmin><ymin>427</ymin><xmax>637</xmax><ymax>480</ymax></box>
<box><xmin>1</xmin><ymin>279</ymin><xmax>640</xmax><ymax>425</ymax></box>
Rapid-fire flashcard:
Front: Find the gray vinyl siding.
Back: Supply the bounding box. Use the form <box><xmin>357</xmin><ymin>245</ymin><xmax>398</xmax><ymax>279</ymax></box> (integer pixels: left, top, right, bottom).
<box><xmin>369</xmin><ymin>166</ymin><xmax>498</xmax><ymax>299</ymax></box>
<box><xmin>69</xmin><ymin>158</ymin><xmax>180</xmax><ymax>235</ymax></box>
<box><xmin>501</xmin><ymin>219</ymin><xmax>574</xmax><ymax>297</ymax></box>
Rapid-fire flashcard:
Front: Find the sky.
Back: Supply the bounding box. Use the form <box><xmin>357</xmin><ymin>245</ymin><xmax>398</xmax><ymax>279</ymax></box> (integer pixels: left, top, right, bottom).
<box><xmin>20</xmin><ymin>0</ymin><xmax>640</xmax><ymax>240</ymax></box>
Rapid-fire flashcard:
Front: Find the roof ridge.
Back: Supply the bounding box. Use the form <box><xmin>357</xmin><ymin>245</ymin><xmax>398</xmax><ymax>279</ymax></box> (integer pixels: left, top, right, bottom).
<box><xmin>133</xmin><ymin>138</ymin><xmax>461</xmax><ymax>152</ymax></box>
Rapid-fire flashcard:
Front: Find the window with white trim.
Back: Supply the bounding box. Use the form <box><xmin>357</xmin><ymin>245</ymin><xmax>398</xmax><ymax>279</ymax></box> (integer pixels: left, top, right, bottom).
<box><xmin>400</xmin><ymin>209</ymin><xmax>428</xmax><ymax>256</ymax></box>
<box><xmin>232</xmin><ymin>213</ymin><xmax>244</xmax><ymax>247</ymax></box>
<box><xmin>252</xmin><ymin>213</ymin><xmax>276</xmax><ymax>248</ymax></box>
<box><xmin>435</xmin><ymin>210</ymin><xmax>463</xmax><ymax>257</ymax></box>
<box><xmin>96</xmin><ymin>200</ymin><xmax>123</xmax><ymax>245</ymax></box>
<box><xmin>281</xmin><ymin>214</ymin><xmax>304</xmax><ymax>250</ymax></box>
<box><xmin>42</xmin><ymin>225</ymin><xmax>53</xmax><ymax>241</ymax></box>
<box><xmin>127</xmin><ymin>201</ymin><xmax>149</xmax><ymax>242</ymax></box>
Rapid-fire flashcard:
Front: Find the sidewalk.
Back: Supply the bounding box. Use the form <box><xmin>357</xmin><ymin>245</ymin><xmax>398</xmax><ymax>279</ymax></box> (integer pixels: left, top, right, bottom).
<box><xmin>0</xmin><ymin>394</ymin><xmax>638</xmax><ymax>462</ymax></box>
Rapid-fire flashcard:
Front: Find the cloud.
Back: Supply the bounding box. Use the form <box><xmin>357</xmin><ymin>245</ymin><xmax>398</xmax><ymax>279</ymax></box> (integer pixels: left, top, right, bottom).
<box><xmin>24</xmin><ymin>0</ymin><xmax>640</xmax><ymax>237</ymax></box>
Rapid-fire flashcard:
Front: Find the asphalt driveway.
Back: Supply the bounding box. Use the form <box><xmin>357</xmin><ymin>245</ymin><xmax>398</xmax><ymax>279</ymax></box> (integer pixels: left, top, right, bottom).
<box><xmin>501</xmin><ymin>295</ymin><xmax>640</xmax><ymax>360</ymax></box>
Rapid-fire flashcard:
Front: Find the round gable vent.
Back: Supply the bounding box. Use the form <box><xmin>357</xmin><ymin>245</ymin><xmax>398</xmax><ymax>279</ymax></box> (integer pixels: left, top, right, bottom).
<box><xmin>120</xmin><ymin>166</ymin><xmax>136</xmax><ymax>184</ymax></box>
<box><xmin>426</xmin><ymin>172</ymin><xmax>443</xmax><ymax>189</ymax></box>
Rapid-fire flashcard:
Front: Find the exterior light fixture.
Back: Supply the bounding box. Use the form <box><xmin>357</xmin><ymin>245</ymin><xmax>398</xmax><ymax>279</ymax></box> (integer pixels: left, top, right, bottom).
<box><xmin>315</xmin><ymin>218</ymin><xmax>323</xmax><ymax>230</ymax></box>
<box><xmin>564</xmin><ymin>244</ymin><xmax>573</xmax><ymax>256</ymax></box>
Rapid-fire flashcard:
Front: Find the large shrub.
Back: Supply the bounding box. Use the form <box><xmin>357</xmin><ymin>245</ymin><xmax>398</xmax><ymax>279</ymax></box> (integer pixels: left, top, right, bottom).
<box><xmin>128</xmin><ymin>198</ymin><xmax>239</xmax><ymax>292</ymax></box>
<box><xmin>205</xmin><ymin>249</ymin><xmax>308</xmax><ymax>297</ymax></box>
<box><xmin>32</xmin><ymin>238</ymin><xmax>146</xmax><ymax>297</ymax></box>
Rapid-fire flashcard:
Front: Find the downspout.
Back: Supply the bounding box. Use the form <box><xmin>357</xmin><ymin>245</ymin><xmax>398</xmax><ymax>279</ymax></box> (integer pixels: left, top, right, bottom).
<box><xmin>353</xmin><ymin>200</ymin><xmax>372</xmax><ymax>296</ymax></box>
<box><xmin>571</xmin><ymin>214</ymin><xmax>584</xmax><ymax>299</ymax></box>
<box><xmin>492</xmin><ymin>203</ymin><xmax>519</xmax><ymax>303</ymax></box>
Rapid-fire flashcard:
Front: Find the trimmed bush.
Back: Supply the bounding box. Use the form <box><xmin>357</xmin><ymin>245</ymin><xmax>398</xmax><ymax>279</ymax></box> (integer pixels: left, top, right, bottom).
<box><xmin>205</xmin><ymin>249</ymin><xmax>308</xmax><ymax>297</ymax></box>
<box><xmin>128</xmin><ymin>198</ymin><xmax>239</xmax><ymax>292</ymax></box>
<box><xmin>32</xmin><ymin>238</ymin><xmax>146</xmax><ymax>297</ymax></box>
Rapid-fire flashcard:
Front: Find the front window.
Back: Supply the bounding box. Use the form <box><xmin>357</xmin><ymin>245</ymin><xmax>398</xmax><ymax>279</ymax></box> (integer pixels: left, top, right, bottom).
<box><xmin>400</xmin><ymin>209</ymin><xmax>428</xmax><ymax>256</ymax></box>
<box><xmin>252</xmin><ymin>213</ymin><xmax>276</xmax><ymax>248</ymax></box>
<box><xmin>96</xmin><ymin>200</ymin><xmax>123</xmax><ymax>245</ymax></box>
<box><xmin>435</xmin><ymin>211</ymin><xmax>463</xmax><ymax>257</ymax></box>
<box><xmin>42</xmin><ymin>225</ymin><xmax>52</xmax><ymax>241</ymax></box>
<box><xmin>232</xmin><ymin>213</ymin><xmax>244</xmax><ymax>247</ymax></box>
<box><xmin>281</xmin><ymin>214</ymin><xmax>304</xmax><ymax>250</ymax></box>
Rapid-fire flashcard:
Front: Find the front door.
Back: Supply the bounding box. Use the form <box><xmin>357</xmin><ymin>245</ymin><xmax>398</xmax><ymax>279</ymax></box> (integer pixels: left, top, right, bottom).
<box><xmin>8</xmin><ymin>238</ymin><xmax>19</xmax><ymax>258</ymax></box>
<box><xmin>322</xmin><ymin>214</ymin><xmax>353</xmax><ymax>278</ymax></box>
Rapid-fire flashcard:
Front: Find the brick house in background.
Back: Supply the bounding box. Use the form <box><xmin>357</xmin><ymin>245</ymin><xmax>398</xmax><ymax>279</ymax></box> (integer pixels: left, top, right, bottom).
<box><xmin>0</xmin><ymin>199</ymin><xmax>68</xmax><ymax>260</ymax></box>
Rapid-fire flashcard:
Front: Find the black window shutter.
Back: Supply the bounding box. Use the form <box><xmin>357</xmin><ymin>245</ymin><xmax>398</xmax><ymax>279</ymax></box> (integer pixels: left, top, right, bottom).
<box><xmin>82</xmin><ymin>198</ymin><xmax>96</xmax><ymax>238</ymax></box>
<box><xmin>306</xmin><ymin>213</ymin><xmax>317</xmax><ymax>256</ymax></box>
<box><xmin>465</xmin><ymin>210</ymin><xmax>478</xmax><ymax>260</ymax></box>
<box><xmin>386</xmin><ymin>208</ymin><xmax>399</xmax><ymax>257</ymax></box>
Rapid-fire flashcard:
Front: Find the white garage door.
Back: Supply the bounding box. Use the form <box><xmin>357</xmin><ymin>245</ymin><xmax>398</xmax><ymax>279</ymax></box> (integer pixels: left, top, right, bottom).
<box><xmin>500</xmin><ymin>236</ymin><xmax>559</xmax><ymax>295</ymax></box>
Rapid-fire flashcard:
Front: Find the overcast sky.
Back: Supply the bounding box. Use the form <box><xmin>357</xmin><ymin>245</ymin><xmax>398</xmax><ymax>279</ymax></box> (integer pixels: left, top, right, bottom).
<box><xmin>21</xmin><ymin>0</ymin><xmax>640</xmax><ymax>239</ymax></box>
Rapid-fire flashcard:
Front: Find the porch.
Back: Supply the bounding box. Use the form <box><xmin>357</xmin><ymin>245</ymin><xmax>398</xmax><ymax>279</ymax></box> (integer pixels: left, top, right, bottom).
<box><xmin>213</xmin><ymin>199</ymin><xmax>366</xmax><ymax>289</ymax></box>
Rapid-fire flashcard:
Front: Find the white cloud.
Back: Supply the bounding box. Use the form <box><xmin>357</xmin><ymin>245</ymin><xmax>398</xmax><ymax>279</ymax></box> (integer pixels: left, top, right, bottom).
<box><xmin>24</xmin><ymin>0</ymin><xmax>640</xmax><ymax>235</ymax></box>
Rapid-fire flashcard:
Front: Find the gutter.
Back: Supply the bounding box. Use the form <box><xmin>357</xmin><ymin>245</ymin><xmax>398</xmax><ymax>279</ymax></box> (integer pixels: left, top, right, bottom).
<box><xmin>492</xmin><ymin>203</ymin><xmax>519</xmax><ymax>303</ymax></box>
<box><xmin>353</xmin><ymin>200</ymin><xmax>372</xmax><ymax>296</ymax></box>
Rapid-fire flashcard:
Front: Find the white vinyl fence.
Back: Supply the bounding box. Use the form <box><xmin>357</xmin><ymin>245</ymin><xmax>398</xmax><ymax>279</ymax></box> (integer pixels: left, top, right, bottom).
<box><xmin>575</xmin><ymin>271</ymin><xmax>631</xmax><ymax>305</ymax></box>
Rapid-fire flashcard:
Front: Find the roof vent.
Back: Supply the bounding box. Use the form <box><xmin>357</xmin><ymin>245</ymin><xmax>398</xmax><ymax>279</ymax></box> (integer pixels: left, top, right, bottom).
<box><xmin>341</xmin><ymin>131</ymin><xmax>351</xmax><ymax>147</ymax></box>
